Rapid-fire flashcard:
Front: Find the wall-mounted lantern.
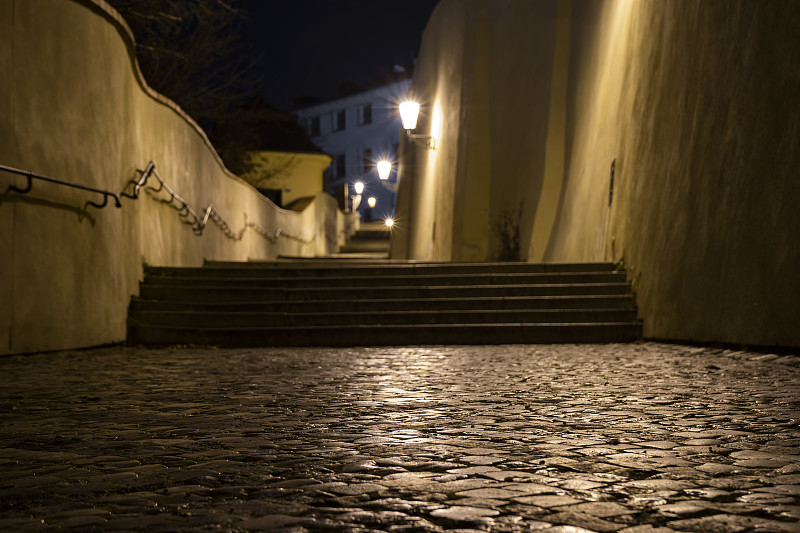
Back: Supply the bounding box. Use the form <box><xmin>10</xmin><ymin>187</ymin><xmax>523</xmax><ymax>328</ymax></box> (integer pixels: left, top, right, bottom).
<box><xmin>377</xmin><ymin>159</ymin><xmax>392</xmax><ymax>180</ymax></box>
<box><xmin>399</xmin><ymin>100</ymin><xmax>435</xmax><ymax>150</ymax></box>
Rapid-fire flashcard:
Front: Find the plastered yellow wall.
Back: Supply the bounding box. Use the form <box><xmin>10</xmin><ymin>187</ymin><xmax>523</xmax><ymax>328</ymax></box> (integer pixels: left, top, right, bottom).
<box><xmin>241</xmin><ymin>151</ymin><xmax>332</xmax><ymax>207</ymax></box>
<box><xmin>392</xmin><ymin>0</ymin><xmax>471</xmax><ymax>261</ymax></box>
<box><xmin>0</xmin><ymin>0</ymin><xmax>338</xmax><ymax>355</ymax></box>
<box><xmin>394</xmin><ymin>0</ymin><xmax>800</xmax><ymax>348</ymax></box>
<box><xmin>393</xmin><ymin>0</ymin><xmax>563</xmax><ymax>262</ymax></box>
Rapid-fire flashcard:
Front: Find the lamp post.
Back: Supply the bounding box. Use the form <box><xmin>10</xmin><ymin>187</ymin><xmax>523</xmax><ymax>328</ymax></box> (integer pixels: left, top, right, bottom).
<box><xmin>350</xmin><ymin>181</ymin><xmax>364</xmax><ymax>213</ymax></box>
<box><xmin>366</xmin><ymin>196</ymin><xmax>376</xmax><ymax>222</ymax></box>
<box><xmin>399</xmin><ymin>100</ymin><xmax>435</xmax><ymax>150</ymax></box>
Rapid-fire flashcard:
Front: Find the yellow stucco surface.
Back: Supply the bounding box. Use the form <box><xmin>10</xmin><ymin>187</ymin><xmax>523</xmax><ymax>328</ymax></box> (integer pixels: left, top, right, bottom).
<box><xmin>241</xmin><ymin>151</ymin><xmax>332</xmax><ymax>207</ymax></box>
<box><xmin>0</xmin><ymin>0</ymin><xmax>338</xmax><ymax>354</ymax></box>
<box><xmin>394</xmin><ymin>0</ymin><xmax>800</xmax><ymax>347</ymax></box>
<box><xmin>530</xmin><ymin>0</ymin><xmax>571</xmax><ymax>261</ymax></box>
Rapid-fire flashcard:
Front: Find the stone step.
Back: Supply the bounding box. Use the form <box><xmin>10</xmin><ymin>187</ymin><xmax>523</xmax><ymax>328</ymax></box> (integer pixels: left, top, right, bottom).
<box><xmin>137</xmin><ymin>282</ymin><xmax>633</xmax><ymax>303</ymax></box>
<box><xmin>348</xmin><ymin>230</ymin><xmax>390</xmax><ymax>240</ymax></box>
<box><xmin>129</xmin><ymin>294</ymin><xmax>637</xmax><ymax>313</ymax></box>
<box><xmin>338</xmin><ymin>240</ymin><xmax>390</xmax><ymax>253</ymax></box>
<box><xmin>140</xmin><ymin>271</ymin><xmax>628</xmax><ymax>288</ymax></box>
<box><xmin>127</xmin><ymin>322</ymin><xmax>643</xmax><ymax>347</ymax></box>
<box><xmin>198</xmin><ymin>261</ymin><xmax>618</xmax><ymax>276</ymax></box>
<box><xmin>128</xmin><ymin>308</ymin><xmax>639</xmax><ymax>328</ymax></box>
<box><xmin>127</xmin><ymin>260</ymin><xmax>642</xmax><ymax>346</ymax></box>
<box><xmin>337</xmin><ymin>223</ymin><xmax>391</xmax><ymax>255</ymax></box>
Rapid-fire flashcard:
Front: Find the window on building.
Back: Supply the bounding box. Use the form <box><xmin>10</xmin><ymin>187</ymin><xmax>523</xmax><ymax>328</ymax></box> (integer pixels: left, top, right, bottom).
<box><xmin>332</xmin><ymin>109</ymin><xmax>346</xmax><ymax>132</ymax></box>
<box><xmin>362</xmin><ymin>148</ymin><xmax>372</xmax><ymax>173</ymax></box>
<box><xmin>325</xmin><ymin>154</ymin><xmax>346</xmax><ymax>183</ymax></box>
<box><xmin>335</xmin><ymin>154</ymin><xmax>346</xmax><ymax>179</ymax></box>
<box><xmin>308</xmin><ymin>116</ymin><xmax>320</xmax><ymax>137</ymax></box>
<box><xmin>359</xmin><ymin>103</ymin><xmax>372</xmax><ymax>125</ymax></box>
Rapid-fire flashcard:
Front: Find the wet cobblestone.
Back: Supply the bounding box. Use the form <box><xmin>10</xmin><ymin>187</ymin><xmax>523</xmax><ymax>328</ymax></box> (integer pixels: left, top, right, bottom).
<box><xmin>0</xmin><ymin>342</ymin><xmax>798</xmax><ymax>532</ymax></box>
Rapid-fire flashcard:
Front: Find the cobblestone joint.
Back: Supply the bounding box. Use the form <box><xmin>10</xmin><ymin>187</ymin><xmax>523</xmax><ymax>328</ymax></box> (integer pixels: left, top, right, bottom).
<box><xmin>0</xmin><ymin>343</ymin><xmax>798</xmax><ymax>532</ymax></box>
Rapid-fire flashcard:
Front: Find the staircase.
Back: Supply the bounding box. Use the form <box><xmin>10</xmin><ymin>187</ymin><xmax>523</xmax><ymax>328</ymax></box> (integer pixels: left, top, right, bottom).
<box><xmin>337</xmin><ymin>221</ymin><xmax>391</xmax><ymax>257</ymax></box>
<box><xmin>127</xmin><ymin>261</ymin><xmax>642</xmax><ymax>347</ymax></box>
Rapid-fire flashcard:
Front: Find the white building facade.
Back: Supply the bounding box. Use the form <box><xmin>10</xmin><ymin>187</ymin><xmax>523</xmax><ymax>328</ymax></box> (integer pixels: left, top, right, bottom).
<box><xmin>295</xmin><ymin>78</ymin><xmax>411</xmax><ymax>222</ymax></box>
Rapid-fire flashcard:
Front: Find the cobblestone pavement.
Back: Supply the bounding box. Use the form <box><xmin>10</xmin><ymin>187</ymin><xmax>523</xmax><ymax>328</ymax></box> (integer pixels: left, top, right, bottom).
<box><xmin>1</xmin><ymin>342</ymin><xmax>799</xmax><ymax>532</ymax></box>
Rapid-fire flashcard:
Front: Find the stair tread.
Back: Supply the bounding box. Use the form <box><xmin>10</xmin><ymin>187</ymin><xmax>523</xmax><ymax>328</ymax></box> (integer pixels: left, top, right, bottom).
<box><xmin>141</xmin><ymin>272</ymin><xmax>625</xmax><ymax>283</ymax></box>
<box><xmin>131</xmin><ymin>321</ymin><xmax>643</xmax><ymax>332</ymax></box>
<box><xmin>143</xmin><ymin>281</ymin><xmax>628</xmax><ymax>291</ymax></box>
<box><xmin>128</xmin><ymin>308</ymin><xmax>638</xmax><ymax>327</ymax></box>
<box><xmin>130</xmin><ymin>307</ymin><xmax>635</xmax><ymax>316</ymax></box>
<box><xmin>130</xmin><ymin>294</ymin><xmax>637</xmax><ymax>312</ymax></box>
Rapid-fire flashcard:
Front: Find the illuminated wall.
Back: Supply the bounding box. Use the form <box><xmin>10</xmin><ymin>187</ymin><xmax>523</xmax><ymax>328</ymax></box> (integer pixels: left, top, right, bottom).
<box><xmin>393</xmin><ymin>0</ymin><xmax>800</xmax><ymax>347</ymax></box>
<box><xmin>0</xmin><ymin>0</ymin><xmax>341</xmax><ymax>354</ymax></box>
<box><xmin>240</xmin><ymin>151</ymin><xmax>333</xmax><ymax>207</ymax></box>
<box><xmin>393</xmin><ymin>0</ymin><xmax>565</xmax><ymax>262</ymax></box>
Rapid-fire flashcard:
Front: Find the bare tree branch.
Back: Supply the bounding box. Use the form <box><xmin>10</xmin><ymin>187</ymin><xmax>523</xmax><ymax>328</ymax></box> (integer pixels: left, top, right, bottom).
<box><xmin>107</xmin><ymin>0</ymin><xmax>319</xmax><ymax>175</ymax></box>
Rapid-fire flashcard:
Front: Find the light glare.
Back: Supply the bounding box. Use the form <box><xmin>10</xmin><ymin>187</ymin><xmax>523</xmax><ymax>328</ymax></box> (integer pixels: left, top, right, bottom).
<box><xmin>385</xmin><ymin>217</ymin><xmax>394</xmax><ymax>228</ymax></box>
<box><xmin>399</xmin><ymin>100</ymin><xmax>420</xmax><ymax>130</ymax></box>
<box><xmin>431</xmin><ymin>103</ymin><xmax>442</xmax><ymax>142</ymax></box>
<box><xmin>377</xmin><ymin>159</ymin><xmax>391</xmax><ymax>180</ymax></box>
<box><xmin>354</xmin><ymin>181</ymin><xmax>364</xmax><ymax>195</ymax></box>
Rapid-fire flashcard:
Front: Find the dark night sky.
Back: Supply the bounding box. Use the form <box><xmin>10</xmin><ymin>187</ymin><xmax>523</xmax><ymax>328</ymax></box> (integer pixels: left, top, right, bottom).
<box><xmin>242</xmin><ymin>0</ymin><xmax>440</xmax><ymax>111</ymax></box>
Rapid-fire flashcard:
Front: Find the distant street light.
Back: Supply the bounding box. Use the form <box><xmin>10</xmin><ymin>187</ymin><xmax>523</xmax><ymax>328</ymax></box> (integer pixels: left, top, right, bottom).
<box><xmin>350</xmin><ymin>180</ymin><xmax>364</xmax><ymax>212</ymax></box>
<box><xmin>367</xmin><ymin>196</ymin><xmax>376</xmax><ymax>208</ymax></box>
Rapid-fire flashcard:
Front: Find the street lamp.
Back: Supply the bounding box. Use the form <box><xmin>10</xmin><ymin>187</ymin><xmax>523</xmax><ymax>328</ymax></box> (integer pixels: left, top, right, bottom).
<box><xmin>399</xmin><ymin>101</ymin><xmax>420</xmax><ymax>130</ymax></box>
<box><xmin>377</xmin><ymin>159</ymin><xmax>391</xmax><ymax>180</ymax></box>
<box><xmin>350</xmin><ymin>180</ymin><xmax>364</xmax><ymax>212</ymax></box>
<box><xmin>399</xmin><ymin>99</ymin><xmax>435</xmax><ymax>150</ymax></box>
<box><xmin>366</xmin><ymin>196</ymin><xmax>377</xmax><ymax>222</ymax></box>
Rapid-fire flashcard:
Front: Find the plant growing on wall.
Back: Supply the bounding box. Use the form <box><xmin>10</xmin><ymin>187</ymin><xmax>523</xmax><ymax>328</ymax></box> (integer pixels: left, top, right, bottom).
<box><xmin>490</xmin><ymin>202</ymin><xmax>523</xmax><ymax>262</ymax></box>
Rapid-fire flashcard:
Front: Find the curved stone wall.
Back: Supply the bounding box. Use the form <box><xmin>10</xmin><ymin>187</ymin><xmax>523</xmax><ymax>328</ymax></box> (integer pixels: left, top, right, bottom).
<box><xmin>393</xmin><ymin>0</ymin><xmax>800</xmax><ymax>348</ymax></box>
<box><xmin>0</xmin><ymin>0</ymin><xmax>334</xmax><ymax>354</ymax></box>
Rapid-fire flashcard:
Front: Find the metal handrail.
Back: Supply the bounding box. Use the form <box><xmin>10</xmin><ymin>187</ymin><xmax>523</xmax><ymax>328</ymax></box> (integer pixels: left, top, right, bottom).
<box><xmin>0</xmin><ymin>163</ymin><xmax>122</xmax><ymax>210</ymax></box>
<box><xmin>122</xmin><ymin>162</ymin><xmax>313</xmax><ymax>243</ymax></box>
<box><xmin>2</xmin><ymin>161</ymin><xmax>313</xmax><ymax>244</ymax></box>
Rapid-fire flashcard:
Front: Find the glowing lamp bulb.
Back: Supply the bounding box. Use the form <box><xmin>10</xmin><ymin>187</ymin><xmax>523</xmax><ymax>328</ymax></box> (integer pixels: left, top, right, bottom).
<box><xmin>385</xmin><ymin>217</ymin><xmax>394</xmax><ymax>228</ymax></box>
<box><xmin>354</xmin><ymin>181</ymin><xmax>364</xmax><ymax>195</ymax></box>
<box><xmin>377</xmin><ymin>159</ymin><xmax>391</xmax><ymax>180</ymax></box>
<box><xmin>399</xmin><ymin>100</ymin><xmax>420</xmax><ymax>130</ymax></box>
<box><xmin>367</xmin><ymin>197</ymin><xmax>376</xmax><ymax>208</ymax></box>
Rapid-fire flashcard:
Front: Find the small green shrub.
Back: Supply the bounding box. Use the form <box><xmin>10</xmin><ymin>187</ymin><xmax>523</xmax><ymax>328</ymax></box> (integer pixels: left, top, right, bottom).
<box><xmin>490</xmin><ymin>202</ymin><xmax>523</xmax><ymax>262</ymax></box>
